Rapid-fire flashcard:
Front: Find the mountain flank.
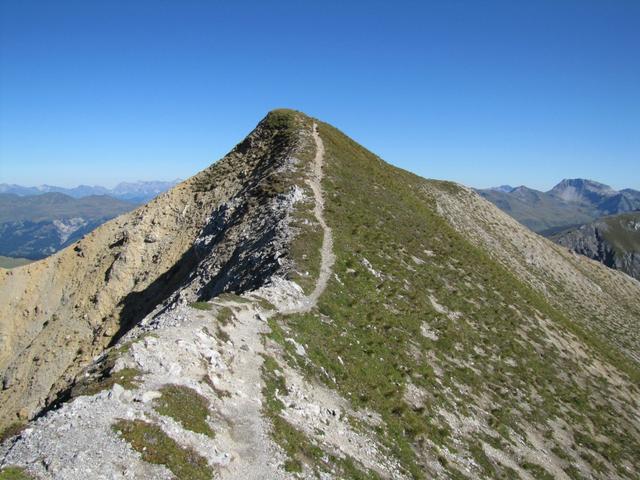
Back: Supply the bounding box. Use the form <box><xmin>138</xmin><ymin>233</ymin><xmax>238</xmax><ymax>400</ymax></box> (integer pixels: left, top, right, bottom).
<box><xmin>551</xmin><ymin>211</ymin><xmax>640</xmax><ymax>281</ymax></box>
<box><xmin>1</xmin><ymin>110</ymin><xmax>640</xmax><ymax>480</ymax></box>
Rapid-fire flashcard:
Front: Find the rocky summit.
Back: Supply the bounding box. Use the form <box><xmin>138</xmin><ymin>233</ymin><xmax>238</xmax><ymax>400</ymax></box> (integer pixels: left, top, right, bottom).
<box><xmin>1</xmin><ymin>110</ymin><xmax>640</xmax><ymax>480</ymax></box>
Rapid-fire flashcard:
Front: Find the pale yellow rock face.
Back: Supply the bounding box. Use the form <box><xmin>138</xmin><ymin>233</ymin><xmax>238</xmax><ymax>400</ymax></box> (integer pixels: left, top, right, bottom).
<box><xmin>0</xmin><ymin>111</ymin><xmax>310</xmax><ymax>431</ymax></box>
<box><xmin>0</xmin><ymin>178</ymin><xmax>210</xmax><ymax>429</ymax></box>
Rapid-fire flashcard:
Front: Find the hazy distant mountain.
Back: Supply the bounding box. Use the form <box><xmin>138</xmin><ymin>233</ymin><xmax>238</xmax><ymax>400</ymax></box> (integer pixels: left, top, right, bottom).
<box><xmin>0</xmin><ymin>192</ymin><xmax>134</xmax><ymax>259</ymax></box>
<box><xmin>621</xmin><ymin>188</ymin><xmax>640</xmax><ymax>202</ymax></box>
<box><xmin>478</xmin><ymin>179</ymin><xmax>640</xmax><ymax>234</ymax></box>
<box><xmin>488</xmin><ymin>184</ymin><xmax>514</xmax><ymax>193</ymax></box>
<box><xmin>548</xmin><ymin>178</ymin><xmax>618</xmax><ymax>204</ymax></box>
<box><xmin>548</xmin><ymin>178</ymin><xmax>638</xmax><ymax>215</ymax></box>
<box><xmin>0</xmin><ymin>179</ymin><xmax>180</xmax><ymax>204</ymax></box>
<box><xmin>110</xmin><ymin>180</ymin><xmax>182</xmax><ymax>203</ymax></box>
<box><xmin>552</xmin><ymin>211</ymin><xmax>640</xmax><ymax>281</ymax></box>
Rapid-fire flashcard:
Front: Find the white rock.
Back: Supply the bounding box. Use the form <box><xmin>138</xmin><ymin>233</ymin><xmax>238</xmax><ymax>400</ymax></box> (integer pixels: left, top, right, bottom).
<box><xmin>140</xmin><ymin>391</ymin><xmax>162</xmax><ymax>403</ymax></box>
<box><xmin>110</xmin><ymin>383</ymin><xmax>125</xmax><ymax>401</ymax></box>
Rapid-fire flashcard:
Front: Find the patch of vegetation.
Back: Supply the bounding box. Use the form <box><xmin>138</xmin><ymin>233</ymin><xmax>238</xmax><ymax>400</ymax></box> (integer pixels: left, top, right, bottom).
<box><xmin>521</xmin><ymin>462</ymin><xmax>555</xmax><ymax>479</ymax></box>
<box><xmin>0</xmin><ymin>422</ymin><xmax>26</xmax><ymax>443</ymax></box>
<box><xmin>255</xmin><ymin>297</ymin><xmax>275</xmax><ymax>310</ymax></box>
<box><xmin>469</xmin><ymin>442</ymin><xmax>496</xmax><ymax>476</ymax></box>
<box><xmin>262</xmin><ymin>355</ymin><xmax>287</xmax><ymax>414</ymax></box>
<box><xmin>112</xmin><ymin>419</ymin><xmax>212</xmax><ymax>480</ymax></box>
<box><xmin>215</xmin><ymin>292</ymin><xmax>251</xmax><ymax>304</ymax></box>
<box><xmin>261</xmin><ymin>354</ymin><xmax>380</xmax><ymax>479</ymax></box>
<box><xmin>71</xmin><ymin>367</ymin><xmax>141</xmax><ymax>397</ymax></box>
<box><xmin>216</xmin><ymin>306</ymin><xmax>234</xmax><ymax>326</ymax></box>
<box><xmin>154</xmin><ymin>384</ymin><xmax>214</xmax><ymax>437</ymax></box>
<box><xmin>0</xmin><ymin>467</ymin><xmax>34</xmax><ymax>480</ymax></box>
<box><xmin>189</xmin><ymin>301</ymin><xmax>212</xmax><ymax>311</ymax></box>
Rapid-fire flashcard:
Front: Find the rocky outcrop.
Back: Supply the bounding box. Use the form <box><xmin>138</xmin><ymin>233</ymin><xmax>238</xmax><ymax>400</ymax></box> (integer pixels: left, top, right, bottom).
<box><xmin>551</xmin><ymin>212</ymin><xmax>640</xmax><ymax>281</ymax></box>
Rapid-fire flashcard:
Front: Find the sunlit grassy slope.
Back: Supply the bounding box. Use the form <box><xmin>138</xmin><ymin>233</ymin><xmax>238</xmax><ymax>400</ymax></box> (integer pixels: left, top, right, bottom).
<box><xmin>267</xmin><ymin>112</ymin><xmax>640</xmax><ymax>479</ymax></box>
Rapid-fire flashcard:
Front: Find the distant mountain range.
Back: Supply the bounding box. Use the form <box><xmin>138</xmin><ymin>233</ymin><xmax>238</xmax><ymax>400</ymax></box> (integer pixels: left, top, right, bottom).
<box><xmin>478</xmin><ymin>179</ymin><xmax>640</xmax><ymax>235</ymax></box>
<box><xmin>0</xmin><ymin>179</ymin><xmax>181</xmax><ymax>204</ymax></box>
<box><xmin>0</xmin><ymin>192</ymin><xmax>135</xmax><ymax>259</ymax></box>
<box><xmin>479</xmin><ymin>179</ymin><xmax>640</xmax><ymax>280</ymax></box>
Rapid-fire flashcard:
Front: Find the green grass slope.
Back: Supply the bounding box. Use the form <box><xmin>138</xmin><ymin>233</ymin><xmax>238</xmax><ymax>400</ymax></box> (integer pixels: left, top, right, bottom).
<box><xmin>267</xmin><ymin>113</ymin><xmax>640</xmax><ymax>479</ymax></box>
<box><xmin>594</xmin><ymin>212</ymin><xmax>640</xmax><ymax>255</ymax></box>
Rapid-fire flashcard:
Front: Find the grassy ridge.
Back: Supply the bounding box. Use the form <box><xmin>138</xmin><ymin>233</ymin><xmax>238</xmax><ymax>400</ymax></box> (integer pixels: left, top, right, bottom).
<box><xmin>268</xmin><ymin>118</ymin><xmax>640</xmax><ymax>479</ymax></box>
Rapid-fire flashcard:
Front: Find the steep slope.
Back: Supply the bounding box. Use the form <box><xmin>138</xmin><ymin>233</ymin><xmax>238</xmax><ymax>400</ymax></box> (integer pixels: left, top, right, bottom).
<box><xmin>0</xmin><ymin>110</ymin><xmax>310</xmax><ymax>432</ymax></box>
<box><xmin>551</xmin><ymin>212</ymin><xmax>640</xmax><ymax>281</ymax></box>
<box><xmin>0</xmin><ymin>193</ymin><xmax>135</xmax><ymax>259</ymax></box>
<box><xmin>269</xmin><ymin>121</ymin><xmax>640</xmax><ymax>479</ymax></box>
<box><xmin>1</xmin><ymin>111</ymin><xmax>640</xmax><ymax>480</ymax></box>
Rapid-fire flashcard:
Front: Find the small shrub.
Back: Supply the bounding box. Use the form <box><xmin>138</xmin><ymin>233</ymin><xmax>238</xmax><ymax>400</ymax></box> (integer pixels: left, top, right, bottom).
<box><xmin>112</xmin><ymin>419</ymin><xmax>212</xmax><ymax>480</ymax></box>
<box><xmin>0</xmin><ymin>467</ymin><xmax>34</xmax><ymax>480</ymax></box>
<box><xmin>154</xmin><ymin>384</ymin><xmax>214</xmax><ymax>438</ymax></box>
<box><xmin>189</xmin><ymin>302</ymin><xmax>212</xmax><ymax>311</ymax></box>
<box><xmin>71</xmin><ymin>367</ymin><xmax>141</xmax><ymax>397</ymax></box>
<box><xmin>0</xmin><ymin>423</ymin><xmax>26</xmax><ymax>443</ymax></box>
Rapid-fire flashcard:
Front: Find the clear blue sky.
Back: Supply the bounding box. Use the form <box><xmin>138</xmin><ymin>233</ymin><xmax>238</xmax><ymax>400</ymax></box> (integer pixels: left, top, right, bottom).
<box><xmin>1</xmin><ymin>0</ymin><xmax>638</xmax><ymax>190</ymax></box>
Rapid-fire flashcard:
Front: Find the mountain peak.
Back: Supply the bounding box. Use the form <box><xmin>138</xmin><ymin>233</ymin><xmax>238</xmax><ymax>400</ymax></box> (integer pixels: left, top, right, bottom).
<box><xmin>488</xmin><ymin>185</ymin><xmax>514</xmax><ymax>193</ymax></box>
<box><xmin>2</xmin><ymin>114</ymin><xmax>640</xmax><ymax>479</ymax></box>
<box><xmin>550</xmin><ymin>177</ymin><xmax>615</xmax><ymax>194</ymax></box>
<box><xmin>549</xmin><ymin>178</ymin><xmax>618</xmax><ymax>204</ymax></box>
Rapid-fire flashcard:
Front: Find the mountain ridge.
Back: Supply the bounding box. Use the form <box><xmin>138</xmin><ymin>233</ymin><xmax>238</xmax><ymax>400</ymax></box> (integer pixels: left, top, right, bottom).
<box><xmin>478</xmin><ymin>179</ymin><xmax>640</xmax><ymax>234</ymax></box>
<box><xmin>1</xmin><ymin>110</ymin><xmax>640</xmax><ymax>479</ymax></box>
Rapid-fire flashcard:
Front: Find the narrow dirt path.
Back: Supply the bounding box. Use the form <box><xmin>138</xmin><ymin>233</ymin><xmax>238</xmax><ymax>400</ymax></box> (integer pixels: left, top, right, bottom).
<box><xmin>210</xmin><ymin>302</ymin><xmax>286</xmax><ymax>479</ymax></box>
<box><xmin>207</xmin><ymin>122</ymin><xmax>336</xmax><ymax>477</ymax></box>
<box><xmin>282</xmin><ymin>123</ymin><xmax>335</xmax><ymax>313</ymax></box>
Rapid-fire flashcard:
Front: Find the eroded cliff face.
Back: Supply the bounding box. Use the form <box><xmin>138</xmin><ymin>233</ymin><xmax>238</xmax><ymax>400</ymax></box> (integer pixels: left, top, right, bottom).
<box><xmin>0</xmin><ymin>110</ymin><xmax>314</xmax><ymax>431</ymax></box>
<box><xmin>550</xmin><ymin>212</ymin><xmax>640</xmax><ymax>282</ymax></box>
